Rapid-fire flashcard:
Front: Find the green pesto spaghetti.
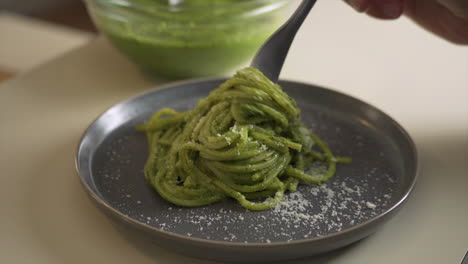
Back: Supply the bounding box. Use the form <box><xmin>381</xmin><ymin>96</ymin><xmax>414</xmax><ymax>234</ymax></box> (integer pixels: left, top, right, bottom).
<box><xmin>138</xmin><ymin>67</ymin><xmax>350</xmax><ymax>210</ymax></box>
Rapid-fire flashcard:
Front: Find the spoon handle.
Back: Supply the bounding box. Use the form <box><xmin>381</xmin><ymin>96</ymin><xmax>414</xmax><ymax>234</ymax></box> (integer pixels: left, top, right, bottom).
<box><xmin>251</xmin><ymin>0</ymin><xmax>317</xmax><ymax>83</ymax></box>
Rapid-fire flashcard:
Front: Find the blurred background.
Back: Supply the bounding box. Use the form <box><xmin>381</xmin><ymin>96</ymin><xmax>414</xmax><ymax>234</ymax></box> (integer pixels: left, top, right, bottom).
<box><xmin>0</xmin><ymin>0</ymin><xmax>96</xmax><ymax>32</ymax></box>
<box><xmin>0</xmin><ymin>0</ymin><xmax>96</xmax><ymax>81</ymax></box>
<box><xmin>0</xmin><ymin>0</ymin><xmax>296</xmax><ymax>81</ymax></box>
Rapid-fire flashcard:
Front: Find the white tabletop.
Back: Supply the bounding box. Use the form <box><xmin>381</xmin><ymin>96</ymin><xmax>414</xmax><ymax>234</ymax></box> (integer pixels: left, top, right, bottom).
<box><xmin>1</xmin><ymin>1</ymin><xmax>467</xmax><ymax>263</ymax></box>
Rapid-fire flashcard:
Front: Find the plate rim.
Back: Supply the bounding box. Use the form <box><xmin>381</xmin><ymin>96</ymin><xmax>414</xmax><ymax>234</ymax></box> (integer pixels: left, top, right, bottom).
<box><xmin>75</xmin><ymin>77</ymin><xmax>419</xmax><ymax>248</ymax></box>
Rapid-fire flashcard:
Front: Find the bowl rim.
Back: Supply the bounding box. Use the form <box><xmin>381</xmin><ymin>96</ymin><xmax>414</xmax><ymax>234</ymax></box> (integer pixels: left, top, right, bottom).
<box><xmin>87</xmin><ymin>0</ymin><xmax>292</xmax><ymax>12</ymax></box>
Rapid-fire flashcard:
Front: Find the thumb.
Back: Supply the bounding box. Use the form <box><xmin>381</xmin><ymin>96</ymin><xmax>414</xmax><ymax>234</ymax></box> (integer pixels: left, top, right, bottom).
<box><xmin>345</xmin><ymin>0</ymin><xmax>404</xmax><ymax>19</ymax></box>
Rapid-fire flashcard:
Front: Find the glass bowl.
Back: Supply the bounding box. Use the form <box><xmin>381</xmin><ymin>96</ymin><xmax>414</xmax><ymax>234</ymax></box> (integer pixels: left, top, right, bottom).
<box><xmin>85</xmin><ymin>0</ymin><xmax>294</xmax><ymax>79</ymax></box>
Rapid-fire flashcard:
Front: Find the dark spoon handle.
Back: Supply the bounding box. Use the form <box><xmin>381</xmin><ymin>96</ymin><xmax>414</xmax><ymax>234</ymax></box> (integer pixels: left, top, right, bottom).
<box><xmin>251</xmin><ymin>0</ymin><xmax>317</xmax><ymax>83</ymax></box>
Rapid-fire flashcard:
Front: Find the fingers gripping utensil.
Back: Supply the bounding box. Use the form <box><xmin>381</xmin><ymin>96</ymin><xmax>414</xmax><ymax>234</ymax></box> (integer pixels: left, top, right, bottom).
<box><xmin>251</xmin><ymin>0</ymin><xmax>318</xmax><ymax>82</ymax></box>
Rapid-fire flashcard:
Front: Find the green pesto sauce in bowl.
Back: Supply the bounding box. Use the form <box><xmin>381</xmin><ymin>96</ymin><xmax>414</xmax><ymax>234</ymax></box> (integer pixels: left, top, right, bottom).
<box><xmin>89</xmin><ymin>0</ymin><xmax>287</xmax><ymax>79</ymax></box>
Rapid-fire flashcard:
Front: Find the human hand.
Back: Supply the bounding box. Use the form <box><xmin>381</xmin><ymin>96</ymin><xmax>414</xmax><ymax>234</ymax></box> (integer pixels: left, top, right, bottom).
<box><xmin>344</xmin><ymin>0</ymin><xmax>468</xmax><ymax>44</ymax></box>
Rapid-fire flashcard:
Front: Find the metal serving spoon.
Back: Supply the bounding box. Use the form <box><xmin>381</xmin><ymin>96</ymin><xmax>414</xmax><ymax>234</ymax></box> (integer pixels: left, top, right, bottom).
<box><xmin>251</xmin><ymin>0</ymin><xmax>318</xmax><ymax>83</ymax></box>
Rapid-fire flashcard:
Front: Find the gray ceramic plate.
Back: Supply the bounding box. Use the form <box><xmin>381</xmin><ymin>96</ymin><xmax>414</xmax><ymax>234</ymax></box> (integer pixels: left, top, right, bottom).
<box><xmin>76</xmin><ymin>79</ymin><xmax>418</xmax><ymax>263</ymax></box>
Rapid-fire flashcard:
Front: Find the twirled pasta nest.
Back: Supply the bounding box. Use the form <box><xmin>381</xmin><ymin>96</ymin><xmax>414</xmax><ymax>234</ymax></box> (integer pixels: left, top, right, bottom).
<box><xmin>138</xmin><ymin>67</ymin><xmax>350</xmax><ymax>210</ymax></box>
